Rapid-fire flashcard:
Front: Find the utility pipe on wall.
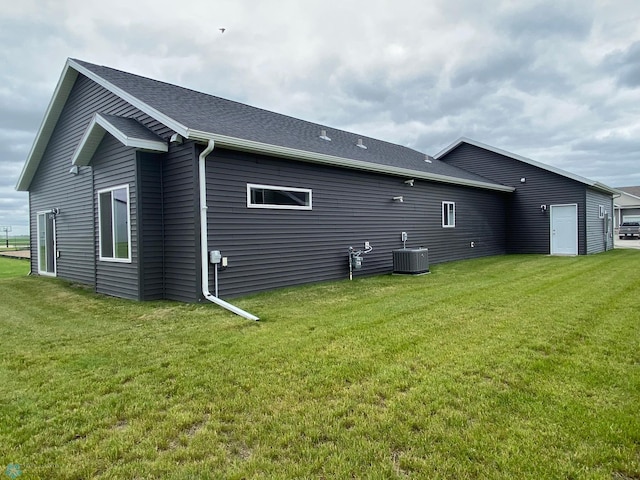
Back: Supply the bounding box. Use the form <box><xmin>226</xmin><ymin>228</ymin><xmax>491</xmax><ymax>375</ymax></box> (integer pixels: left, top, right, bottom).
<box><xmin>199</xmin><ymin>139</ymin><xmax>259</xmax><ymax>321</ymax></box>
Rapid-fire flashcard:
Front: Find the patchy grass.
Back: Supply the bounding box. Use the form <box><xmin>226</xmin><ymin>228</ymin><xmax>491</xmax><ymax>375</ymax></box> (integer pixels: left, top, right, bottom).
<box><xmin>1</xmin><ymin>251</ymin><xmax>639</xmax><ymax>479</ymax></box>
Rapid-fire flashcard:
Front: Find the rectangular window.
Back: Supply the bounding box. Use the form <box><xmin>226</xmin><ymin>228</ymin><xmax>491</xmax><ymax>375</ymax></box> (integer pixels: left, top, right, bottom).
<box><xmin>247</xmin><ymin>183</ymin><xmax>312</xmax><ymax>210</ymax></box>
<box><xmin>442</xmin><ymin>201</ymin><xmax>455</xmax><ymax>228</ymax></box>
<box><xmin>598</xmin><ymin>205</ymin><xmax>605</xmax><ymax>218</ymax></box>
<box><xmin>98</xmin><ymin>185</ymin><xmax>131</xmax><ymax>262</ymax></box>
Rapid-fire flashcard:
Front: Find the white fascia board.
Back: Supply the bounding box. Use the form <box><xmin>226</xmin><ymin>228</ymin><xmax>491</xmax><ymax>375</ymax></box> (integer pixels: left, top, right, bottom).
<box><xmin>434</xmin><ymin>137</ymin><xmax>617</xmax><ymax>195</ymax></box>
<box><xmin>71</xmin><ymin>114</ymin><xmax>106</xmax><ymax>166</ymax></box>
<box><xmin>187</xmin><ymin>130</ymin><xmax>515</xmax><ymax>193</ymax></box>
<box><xmin>619</xmin><ymin>190</ymin><xmax>640</xmax><ymax>201</ymax></box>
<box><xmin>72</xmin><ymin>113</ymin><xmax>167</xmax><ymax>166</ymax></box>
<box><xmin>16</xmin><ymin>61</ymin><xmax>79</xmax><ymax>191</ymax></box>
<box><xmin>615</xmin><ymin>191</ymin><xmax>640</xmax><ymax>205</ymax></box>
<box><xmin>67</xmin><ymin>59</ymin><xmax>190</xmax><ymax>138</ymax></box>
<box><xmin>95</xmin><ymin>114</ymin><xmax>167</xmax><ymax>152</ymax></box>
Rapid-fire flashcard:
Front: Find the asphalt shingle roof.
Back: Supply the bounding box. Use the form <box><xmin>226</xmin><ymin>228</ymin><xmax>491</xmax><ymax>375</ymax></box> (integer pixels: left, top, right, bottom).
<box><xmin>618</xmin><ymin>186</ymin><xmax>640</xmax><ymax>198</ymax></box>
<box><xmin>73</xmin><ymin>59</ymin><xmax>505</xmax><ymax>188</ymax></box>
<box><xmin>98</xmin><ymin>114</ymin><xmax>166</xmax><ymax>143</ymax></box>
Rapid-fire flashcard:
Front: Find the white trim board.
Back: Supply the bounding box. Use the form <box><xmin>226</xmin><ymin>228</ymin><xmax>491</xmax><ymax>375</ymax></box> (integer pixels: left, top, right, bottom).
<box><xmin>72</xmin><ymin>113</ymin><xmax>167</xmax><ymax>166</ymax></box>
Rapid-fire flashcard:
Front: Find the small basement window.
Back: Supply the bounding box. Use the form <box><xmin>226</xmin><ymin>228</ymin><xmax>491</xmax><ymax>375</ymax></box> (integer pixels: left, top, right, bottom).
<box><xmin>98</xmin><ymin>185</ymin><xmax>131</xmax><ymax>262</ymax></box>
<box><xmin>442</xmin><ymin>201</ymin><xmax>455</xmax><ymax>228</ymax></box>
<box><xmin>247</xmin><ymin>183</ymin><xmax>312</xmax><ymax>210</ymax></box>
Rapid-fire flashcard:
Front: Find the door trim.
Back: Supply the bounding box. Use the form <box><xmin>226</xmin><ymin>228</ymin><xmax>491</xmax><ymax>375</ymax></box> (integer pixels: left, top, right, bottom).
<box><xmin>36</xmin><ymin>210</ymin><xmax>57</xmax><ymax>276</ymax></box>
<box><xmin>550</xmin><ymin>204</ymin><xmax>578</xmax><ymax>255</ymax></box>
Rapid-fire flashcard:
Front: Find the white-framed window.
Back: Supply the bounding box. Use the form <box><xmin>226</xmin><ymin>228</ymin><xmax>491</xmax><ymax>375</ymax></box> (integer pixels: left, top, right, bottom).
<box><xmin>442</xmin><ymin>201</ymin><xmax>456</xmax><ymax>228</ymax></box>
<box><xmin>247</xmin><ymin>183</ymin><xmax>312</xmax><ymax>210</ymax></box>
<box><xmin>98</xmin><ymin>184</ymin><xmax>131</xmax><ymax>262</ymax></box>
<box><xmin>598</xmin><ymin>205</ymin><xmax>605</xmax><ymax>219</ymax></box>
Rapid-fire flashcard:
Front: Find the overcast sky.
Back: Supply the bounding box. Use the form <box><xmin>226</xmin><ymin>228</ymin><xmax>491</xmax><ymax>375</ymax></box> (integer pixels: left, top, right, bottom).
<box><xmin>1</xmin><ymin>0</ymin><xmax>639</xmax><ymax>235</ymax></box>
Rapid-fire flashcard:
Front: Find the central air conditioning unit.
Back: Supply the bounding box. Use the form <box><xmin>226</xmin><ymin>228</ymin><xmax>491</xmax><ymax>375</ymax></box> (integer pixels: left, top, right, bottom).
<box><xmin>392</xmin><ymin>248</ymin><xmax>429</xmax><ymax>275</ymax></box>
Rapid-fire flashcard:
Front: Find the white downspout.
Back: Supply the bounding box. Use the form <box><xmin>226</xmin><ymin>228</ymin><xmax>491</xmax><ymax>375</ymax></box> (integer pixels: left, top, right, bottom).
<box><xmin>199</xmin><ymin>139</ymin><xmax>259</xmax><ymax>321</ymax></box>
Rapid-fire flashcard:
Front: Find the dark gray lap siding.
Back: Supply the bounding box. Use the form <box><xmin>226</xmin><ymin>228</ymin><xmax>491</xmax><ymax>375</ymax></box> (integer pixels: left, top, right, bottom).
<box><xmin>440</xmin><ymin>143</ymin><xmax>587</xmax><ymax>254</ymax></box>
<box><xmin>205</xmin><ymin>149</ymin><xmax>507</xmax><ymax>298</ymax></box>
<box><xmin>586</xmin><ymin>188</ymin><xmax>614</xmax><ymax>254</ymax></box>
<box><xmin>137</xmin><ymin>152</ymin><xmax>164</xmax><ymax>300</ymax></box>
<box><xmin>162</xmin><ymin>142</ymin><xmax>199</xmax><ymax>303</ymax></box>
<box><xmin>92</xmin><ymin>136</ymin><xmax>138</xmax><ymax>299</ymax></box>
<box><xmin>27</xmin><ymin>73</ymin><xmax>176</xmax><ymax>287</ymax></box>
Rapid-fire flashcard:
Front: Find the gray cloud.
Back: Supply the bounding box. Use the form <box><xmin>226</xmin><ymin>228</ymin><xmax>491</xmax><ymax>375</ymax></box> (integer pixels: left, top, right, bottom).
<box><xmin>450</xmin><ymin>49</ymin><xmax>531</xmax><ymax>88</ymax></box>
<box><xmin>571</xmin><ymin>135</ymin><xmax>640</xmax><ymax>156</ymax></box>
<box><xmin>0</xmin><ymin>105</ymin><xmax>43</xmax><ymax>133</ymax></box>
<box><xmin>602</xmin><ymin>41</ymin><xmax>640</xmax><ymax>88</ymax></box>
<box><xmin>497</xmin><ymin>1</ymin><xmax>593</xmax><ymax>41</ymax></box>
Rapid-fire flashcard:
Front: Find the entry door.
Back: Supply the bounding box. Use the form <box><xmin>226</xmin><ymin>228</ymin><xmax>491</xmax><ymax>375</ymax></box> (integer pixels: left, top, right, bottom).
<box><xmin>37</xmin><ymin>211</ymin><xmax>56</xmax><ymax>276</ymax></box>
<box><xmin>550</xmin><ymin>204</ymin><xmax>578</xmax><ymax>255</ymax></box>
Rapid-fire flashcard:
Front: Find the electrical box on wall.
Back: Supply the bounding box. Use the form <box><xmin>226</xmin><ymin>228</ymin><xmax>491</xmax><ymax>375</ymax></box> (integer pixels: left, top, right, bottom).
<box><xmin>209</xmin><ymin>250</ymin><xmax>222</xmax><ymax>264</ymax></box>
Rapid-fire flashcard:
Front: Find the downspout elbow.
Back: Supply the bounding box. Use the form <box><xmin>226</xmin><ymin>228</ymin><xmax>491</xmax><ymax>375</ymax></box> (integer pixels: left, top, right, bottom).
<box><xmin>199</xmin><ymin>139</ymin><xmax>259</xmax><ymax>321</ymax></box>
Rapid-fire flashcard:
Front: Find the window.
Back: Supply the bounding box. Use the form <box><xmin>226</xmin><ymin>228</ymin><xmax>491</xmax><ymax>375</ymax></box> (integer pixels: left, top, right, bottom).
<box><xmin>598</xmin><ymin>205</ymin><xmax>605</xmax><ymax>218</ymax></box>
<box><xmin>442</xmin><ymin>201</ymin><xmax>455</xmax><ymax>228</ymax></box>
<box><xmin>98</xmin><ymin>185</ymin><xmax>131</xmax><ymax>262</ymax></box>
<box><xmin>247</xmin><ymin>183</ymin><xmax>312</xmax><ymax>210</ymax></box>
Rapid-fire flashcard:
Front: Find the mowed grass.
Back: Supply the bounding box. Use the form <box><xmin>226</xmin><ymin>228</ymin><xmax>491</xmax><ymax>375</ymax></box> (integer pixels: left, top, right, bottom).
<box><xmin>0</xmin><ymin>252</ymin><xmax>639</xmax><ymax>479</ymax></box>
<box><xmin>0</xmin><ymin>256</ymin><xmax>29</xmax><ymax>279</ymax></box>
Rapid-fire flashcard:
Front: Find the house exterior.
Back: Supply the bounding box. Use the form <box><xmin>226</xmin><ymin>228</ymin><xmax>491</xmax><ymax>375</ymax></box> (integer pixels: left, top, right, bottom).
<box><xmin>16</xmin><ymin>59</ymin><xmax>616</xmax><ymax>316</ymax></box>
<box><xmin>613</xmin><ymin>187</ymin><xmax>640</xmax><ymax>228</ymax></box>
<box><xmin>435</xmin><ymin>138</ymin><xmax>616</xmax><ymax>256</ymax></box>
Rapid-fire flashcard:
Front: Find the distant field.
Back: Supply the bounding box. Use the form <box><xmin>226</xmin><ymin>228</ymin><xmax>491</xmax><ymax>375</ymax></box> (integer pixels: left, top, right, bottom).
<box><xmin>0</xmin><ymin>235</ymin><xmax>29</xmax><ymax>251</ymax></box>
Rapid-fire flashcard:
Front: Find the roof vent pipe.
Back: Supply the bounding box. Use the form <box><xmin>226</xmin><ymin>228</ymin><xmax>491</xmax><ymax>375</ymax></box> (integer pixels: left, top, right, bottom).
<box><xmin>356</xmin><ymin>138</ymin><xmax>367</xmax><ymax>149</ymax></box>
<box><xmin>320</xmin><ymin>129</ymin><xmax>331</xmax><ymax>141</ymax></box>
<box><xmin>199</xmin><ymin>139</ymin><xmax>259</xmax><ymax>321</ymax></box>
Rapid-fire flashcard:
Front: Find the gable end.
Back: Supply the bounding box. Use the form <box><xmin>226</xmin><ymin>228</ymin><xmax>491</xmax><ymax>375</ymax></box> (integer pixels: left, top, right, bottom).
<box><xmin>73</xmin><ymin>113</ymin><xmax>167</xmax><ymax>166</ymax></box>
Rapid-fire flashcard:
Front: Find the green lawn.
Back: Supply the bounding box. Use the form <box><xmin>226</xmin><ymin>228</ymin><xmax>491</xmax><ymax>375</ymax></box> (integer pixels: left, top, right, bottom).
<box><xmin>0</xmin><ymin>256</ymin><xmax>30</xmax><ymax>279</ymax></box>
<box><xmin>1</xmin><ymin>252</ymin><xmax>639</xmax><ymax>479</ymax></box>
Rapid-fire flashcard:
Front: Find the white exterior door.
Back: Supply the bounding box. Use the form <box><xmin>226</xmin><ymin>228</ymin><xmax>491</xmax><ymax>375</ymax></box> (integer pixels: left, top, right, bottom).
<box><xmin>550</xmin><ymin>204</ymin><xmax>578</xmax><ymax>255</ymax></box>
<box><xmin>37</xmin><ymin>211</ymin><xmax>56</xmax><ymax>276</ymax></box>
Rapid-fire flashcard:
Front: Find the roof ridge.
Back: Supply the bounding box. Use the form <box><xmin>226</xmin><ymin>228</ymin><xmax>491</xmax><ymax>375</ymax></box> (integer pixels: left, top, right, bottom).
<box><xmin>71</xmin><ymin>59</ymin><xmax>420</xmax><ymax>154</ymax></box>
<box><xmin>435</xmin><ymin>136</ymin><xmax>617</xmax><ymax>195</ymax></box>
<box><xmin>17</xmin><ymin>58</ymin><xmax>514</xmax><ymax>193</ymax></box>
